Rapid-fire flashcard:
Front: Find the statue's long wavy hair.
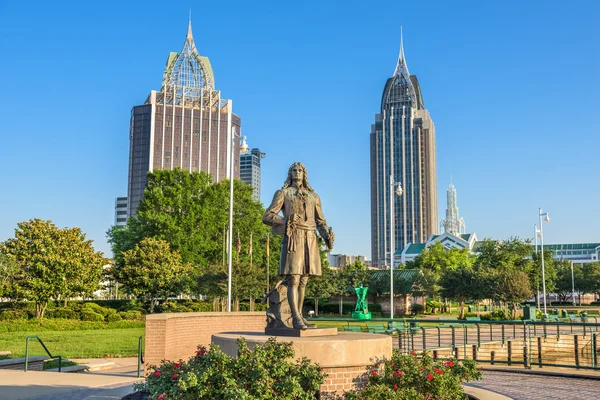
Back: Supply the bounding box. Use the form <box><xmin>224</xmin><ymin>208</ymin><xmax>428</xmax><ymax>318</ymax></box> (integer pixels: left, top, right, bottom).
<box><xmin>282</xmin><ymin>162</ymin><xmax>314</xmax><ymax>192</ymax></box>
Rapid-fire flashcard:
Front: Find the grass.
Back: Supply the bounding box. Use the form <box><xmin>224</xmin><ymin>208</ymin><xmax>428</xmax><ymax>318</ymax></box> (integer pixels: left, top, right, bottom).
<box><xmin>0</xmin><ymin>320</ymin><xmax>144</xmax><ymax>359</ymax></box>
<box><xmin>43</xmin><ymin>359</ymin><xmax>78</xmax><ymax>370</ymax></box>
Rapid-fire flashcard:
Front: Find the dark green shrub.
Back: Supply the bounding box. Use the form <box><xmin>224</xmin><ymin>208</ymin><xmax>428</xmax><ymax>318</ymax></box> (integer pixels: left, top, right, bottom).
<box><xmin>0</xmin><ymin>310</ymin><xmax>29</xmax><ymax>321</ymax></box>
<box><xmin>188</xmin><ymin>302</ymin><xmax>213</xmax><ymax>312</ymax></box>
<box><xmin>119</xmin><ymin>310</ymin><xmax>144</xmax><ymax>320</ymax></box>
<box><xmin>106</xmin><ymin>312</ymin><xmax>123</xmax><ymax>322</ymax></box>
<box><xmin>82</xmin><ymin>302</ymin><xmax>109</xmax><ymax>316</ymax></box>
<box><xmin>137</xmin><ymin>338</ymin><xmax>325</xmax><ymax>399</ymax></box>
<box><xmin>80</xmin><ymin>310</ymin><xmax>104</xmax><ymax>322</ymax></box>
<box><xmin>410</xmin><ymin>303</ymin><xmax>424</xmax><ymax>315</ymax></box>
<box><xmin>48</xmin><ymin>308</ymin><xmax>78</xmax><ymax>320</ymax></box>
<box><xmin>319</xmin><ymin>302</ymin><xmax>355</xmax><ymax>315</ymax></box>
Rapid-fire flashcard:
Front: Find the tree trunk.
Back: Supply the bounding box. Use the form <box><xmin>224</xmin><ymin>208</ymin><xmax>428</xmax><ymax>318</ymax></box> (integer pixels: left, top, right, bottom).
<box><xmin>339</xmin><ymin>297</ymin><xmax>343</xmax><ymax>315</ymax></box>
<box><xmin>404</xmin><ymin>294</ymin><xmax>410</xmax><ymax>315</ymax></box>
<box><xmin>149</xmin><ymin>298</ymin><xmax>156</xmax><ymax>313</ymax></box>
<box><xmin>249</xmin><ymin>296</ymin><xmax>254</xmax><ymax>311</ymax></box>
<box><xmin>315</xmin><ymin>297</ymin><xmax>319</xmax><ymax>316</ymax></box>
<box><xmin>36</xmin><ymin>302</ymin><xmax>48</xmax><ymax>319</ymax></box>
<box><xmin>63</xmin><ymin>298</ymin><xmax>68</xmax><ymax>308</ymax></box>
<box><xmin>458</xmin><ymin>301</ymin><xmax>465</xmax><ymax>319</ymax></box>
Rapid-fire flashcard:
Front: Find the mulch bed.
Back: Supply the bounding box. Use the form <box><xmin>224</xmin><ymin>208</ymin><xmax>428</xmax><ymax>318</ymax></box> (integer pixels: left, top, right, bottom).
<box><xmin>121</xmin><ymin>390</ymin><xmax>150</xmax><ymax>400</ymax></box>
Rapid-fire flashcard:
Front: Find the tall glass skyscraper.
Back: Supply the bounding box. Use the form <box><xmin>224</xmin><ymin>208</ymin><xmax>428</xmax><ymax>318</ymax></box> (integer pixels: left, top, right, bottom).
<box><xmin>370</xmin><ymin>34</ymin><xmax>438</xmax><ymax>268</ymax></box>
<box><xmin>127</xmin><ymin>21</ymin><xmax>242</xmax><ymax>217</ymax></box>
<box><xmin>240</xmin><ymin>148</ymin><xmax>266</xmax><ymax>202</ymax></box>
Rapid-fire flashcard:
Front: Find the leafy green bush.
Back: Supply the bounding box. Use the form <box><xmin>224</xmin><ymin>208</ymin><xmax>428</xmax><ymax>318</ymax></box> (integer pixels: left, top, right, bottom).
<box><xmin>410</xmin><ymin>303</ymin><xmax>424</xmax><ymax>315</ymax></box>
<box><xmin>479</xmin><ymin>309</ymin><xmax>507</xmax><ymax>321</ymax></box>
<box><xmin>346</xmin><ymin>350</ymin><xmax>481</xmax><ymax>399</ymax></box>
<box><xmin>119</xmin><ymin>310</ymin><xmax>144</xmax><ymax>320</ymax></box>
<box><xmin>137</xmin><ymin>338</ymin><xmax>325</xmax><ymax>399</ymax></box>
<box><xmin>106</xmin><ymin>311</ymin><xmax>123</xmax><ymax>322</ymax></box>
<box><xmin>188</xmin><ymin>302</ymin><xmax>213</xmax><ymax>312</ymax></box>
<box><xmin>48</xmin><ymin>308</ymin><xmax>78</xmax><ymax>320</ymax></box>
<box><xmin>426</xmin><ymin>300</ymin><xmax>443</xmax><ymax>313</ymax></box>
<box><xmin>319</xmin><ymin>302</ymin><xmax>356</xmax><ymax>315</ymax></box>
<box><xmin>80</xmin><ymin>310</ymin><xmax>104</xmax><ymax>322</ymax></box>
<box><xmin>0</xmin><ymin>310</ymin><xmax>29</xmax><ymax>321</ymax></box>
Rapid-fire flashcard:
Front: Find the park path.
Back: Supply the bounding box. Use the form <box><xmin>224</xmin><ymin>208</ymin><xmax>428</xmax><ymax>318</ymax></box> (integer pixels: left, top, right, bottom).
<box><xmin>467</xmin><ymin>370</ymin><xmax>600</xmax><ymax>400</ymax></box>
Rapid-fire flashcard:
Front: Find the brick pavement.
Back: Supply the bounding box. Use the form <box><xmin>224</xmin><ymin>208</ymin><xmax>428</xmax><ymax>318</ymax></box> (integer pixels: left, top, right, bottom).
<box><xmin>467</xmin><ymin>371</ymin><xmax>600</xmax><ymax>400</ymax></box>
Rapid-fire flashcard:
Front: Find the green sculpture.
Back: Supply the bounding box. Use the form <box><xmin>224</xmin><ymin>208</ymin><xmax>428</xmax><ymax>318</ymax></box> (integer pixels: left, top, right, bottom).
<box><xmin>352</xmin><ymin>283</ymin><xmax>372</xmax><ymax>320</ymax></box>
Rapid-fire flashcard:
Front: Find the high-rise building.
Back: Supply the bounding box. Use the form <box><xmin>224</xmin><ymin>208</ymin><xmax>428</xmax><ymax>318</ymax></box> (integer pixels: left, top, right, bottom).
<box><xmin>370</xmin><ymin>33</ymin><xmax>438</xmax><ymax>268</ymax></box>
<box><xmin>240</xmin><ymin>148</ymin><xmax>266</xmax><ymax>202</ymax></box>
<box><xmin>114</xmin><ymin>196</ymin><xmax>128</xmax><ymax>228</ymax></box>
<box><xmin>127</xmin><ymin>21</ymin><xmax>242</xmax><ymax>217</ymax></box>
<box><xmin>440</xmin><ymin>181</ymin><xmax>465</xmax><ymax>236</ymax></box>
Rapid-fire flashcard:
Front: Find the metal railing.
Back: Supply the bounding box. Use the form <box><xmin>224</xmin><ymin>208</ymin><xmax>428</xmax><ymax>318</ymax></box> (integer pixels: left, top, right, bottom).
<box><xmin>137</xmin><ymin>336</ymin><xmax>144</xmax><ymax>378</ymax></box>
<box><xmin>25</xmin><ymin>336</ymin><xmax>62</xmax><ymax>372</ymax></box>
<box><xmin>309</xmin><ymin>317</ymin><xmax>600</xmax><ymax>370</ymax></box>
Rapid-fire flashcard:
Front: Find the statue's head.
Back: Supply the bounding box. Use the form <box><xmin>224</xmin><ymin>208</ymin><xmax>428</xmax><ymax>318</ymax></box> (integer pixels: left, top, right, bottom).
<box><xmin>283</xmin><ymin>162</ymin><xmax>314</xmax><ymax>191</ymax></box>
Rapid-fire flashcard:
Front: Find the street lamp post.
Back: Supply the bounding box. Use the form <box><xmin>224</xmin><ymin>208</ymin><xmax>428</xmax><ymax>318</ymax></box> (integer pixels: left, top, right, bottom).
<box><xmin>227</xmin><ymin>127</ymin><xmax>249</xmax><ymax>312</ymax></box>
<box><xmin>537</xmin><ymin>208</ymin><xmax>550</xmax><ymax>318</ymax></box>
<box><xmin>389</xmin><ymin>175</ymin><xmax>403</xmax><ymax>319</ymax></box>
<box><xmin>534</xmin><ymin>224</ymin><xmax>540</xmax><ymax>310</ymax></box>
<box><xmin>571</xmin><ymin>261</ymin><xmax>576</xmax><ymax>306</ymax></box>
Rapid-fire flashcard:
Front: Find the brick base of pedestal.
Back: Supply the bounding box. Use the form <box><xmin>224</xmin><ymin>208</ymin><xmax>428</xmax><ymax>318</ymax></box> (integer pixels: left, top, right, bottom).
<box><xmin>212</xmin><ymin>331</ymin><xmax>391</xmax><ymax>396</ymax></box>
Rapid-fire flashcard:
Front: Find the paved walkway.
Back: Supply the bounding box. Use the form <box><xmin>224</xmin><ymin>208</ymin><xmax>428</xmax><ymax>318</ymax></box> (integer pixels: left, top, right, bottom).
<box><xmin>0</xmin><ymin>358</ymin><xmax>141</xmax><ymax>400</ymax></box>
<box><xmin>467</xmin><ymin>370</ymin><xmax>600</xmax><ymax>400</ymax></box>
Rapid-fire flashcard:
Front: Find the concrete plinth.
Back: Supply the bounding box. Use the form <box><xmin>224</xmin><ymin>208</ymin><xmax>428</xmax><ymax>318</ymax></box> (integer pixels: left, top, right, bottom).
<box><xmin>264</xmin><ymin>327</ymin><xmax>338</xmax><ymax>337</ymax></box>
<box><xmin>212</xmin><ymin>331</ymin><xmax>392</xmax><ymax>394</ymax></box>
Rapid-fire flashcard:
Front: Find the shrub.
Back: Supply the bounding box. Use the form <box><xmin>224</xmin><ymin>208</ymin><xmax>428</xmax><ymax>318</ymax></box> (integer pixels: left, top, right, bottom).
<box><xmin>106</xmin><ymin>310</ymin><xmax>123</xmax><ymax>322</ymax></box>
<box><xmin>188</xmin><ymin>302</ymin><xmax>213</xmax><ymax>312</ymax></box>
<box><xmin>80</xmin><ymin>310</ymin><xmax>105</xmax><ymax>322</ymax></box>
<box><xmin>346</xmin><ymin>350</ymin><xmax>481</xmax><ymax>399</ymax></box>
<box><xmin>410</xmin><ymin>303</ymin><xmax>424</xmax><ymax>315</ymax></box>
<box><xmin>319</xmin><ymin>302</ymin><xmax>356</xmax><ymax>315</ymax></box>
<box><xmin>137</xmin><ymin>338</ymin><xmax>325</xmax><ymax>399</ymax></box>
<box><xmin>426</xmin><ymin>300</ymin><xmax>443</xmax><ymax>313</ymax></box>
<box><xmin>48</xmin><ymin>308</ymin><xmax>78</xmax><ymax>320</ymax></box>
<box><xmin>119</xmin><ymin>310</ymin><xmax>144</xmax><ymax>320</ymax></box>
<box><xmin>0</xmin><ymin>310</ymin><xmax>29</xmax><ymax>321</ymax></box>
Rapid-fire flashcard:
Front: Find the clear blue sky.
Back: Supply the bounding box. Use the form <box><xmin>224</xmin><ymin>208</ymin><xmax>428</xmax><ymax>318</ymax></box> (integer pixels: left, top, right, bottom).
<box><xmin>1</xmin><ymin>0</ymin><xmax>599</xmax><ymax>258</ymax></box>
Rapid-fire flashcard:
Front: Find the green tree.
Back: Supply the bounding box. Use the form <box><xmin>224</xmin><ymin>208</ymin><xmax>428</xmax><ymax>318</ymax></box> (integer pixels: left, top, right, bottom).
<box><xmin>119</xmin><ymin>237</ymin><xmax>191</xmax><ymax>312</ymax></box>
<box><xmin>439</xmin><ymin>265</ymin><xmax>486</xmax><ymax>319</ymax></box>
<box><xmin>0</xmin><ymin>219</ymin><xmax>107</xmax><ymax>318</ymax></box>
<box><xmin>107</xmin><ymin>169</ymin><xmax>272</xmax><ymax>299</ymax></box>
<box><xmin>407</xmin><ymin>242</ymin><xmax>474</xmax><ymax>299</ymax></box>
<box><xmin>305</xmin><ymin>249</ymin><xmax>338</xmax><ymax>315</ymax></box>
<box><xmin>0</xmin><ymin>251</ymin><xmax>19</xmax><ymax>299</ymax></box>
<box><xmin>554</xmin><ymin>260</ymin><xmax>578</xmax><ymax>303</ymax></box>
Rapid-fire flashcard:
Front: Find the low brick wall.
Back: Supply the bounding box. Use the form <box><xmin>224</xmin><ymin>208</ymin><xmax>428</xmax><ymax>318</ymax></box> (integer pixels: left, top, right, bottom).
<box><xmin>144</xmin><ymin>312</ymin><xmax>265</xmax><ymax>368</ymax></box>
<box><xmin>0</xmin><ymin>356</ymin><xmax>46</xmax><ymax>371</ymax></box>
<box><xmin>321</xmin><ymin>365</ymin><xmax>369</xmax><ymax>394</ymax></box>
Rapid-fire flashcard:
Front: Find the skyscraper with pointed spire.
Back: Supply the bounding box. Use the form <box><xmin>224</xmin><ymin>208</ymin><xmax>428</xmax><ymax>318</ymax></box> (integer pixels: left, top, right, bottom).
<box><xmin>440</xmin><ymin>181</ymin><xmax>465</xmax><ymax>236</ymax></box>
<box><xmin>127</xmin><ymin>21</ymin><xmax>241</xmax><ymax>217</ymax></box>
<box><xmin>370</xmin><ymin>32</ymin><xmax>438</xmax><ymax>268</ymax></box>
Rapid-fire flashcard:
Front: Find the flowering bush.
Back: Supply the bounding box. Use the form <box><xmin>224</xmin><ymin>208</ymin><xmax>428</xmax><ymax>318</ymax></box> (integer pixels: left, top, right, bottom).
<box><xmin>135</xmin><ymin>337</ymin><xmax>326</xmax><ymax>399</ymax></box>
<box><xmin>345</xmin><ymin>351</ymin><xmax>482</xmax><ymax>400</ymax></box>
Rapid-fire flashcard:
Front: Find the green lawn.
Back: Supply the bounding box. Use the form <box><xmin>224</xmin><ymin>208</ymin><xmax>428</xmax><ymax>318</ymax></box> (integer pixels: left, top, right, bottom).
<box><xmin>0</xmin><ymin>326</ymin><xmax>144</xmax><ymax>358</ymax></box>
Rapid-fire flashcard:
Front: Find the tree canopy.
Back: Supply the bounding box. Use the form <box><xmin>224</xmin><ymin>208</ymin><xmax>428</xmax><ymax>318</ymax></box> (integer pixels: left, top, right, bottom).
<box><xmin>1</xmin><ymin>219</ymin><xmax>107</xmax><ymax>318</ymax></box>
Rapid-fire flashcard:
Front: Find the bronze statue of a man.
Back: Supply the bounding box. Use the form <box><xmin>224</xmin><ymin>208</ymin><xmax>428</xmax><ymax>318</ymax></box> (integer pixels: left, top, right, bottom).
<box><xmin>263</xmin><ymin>162</ymin><xmax>334</xmax><ymax>330</ymax></box>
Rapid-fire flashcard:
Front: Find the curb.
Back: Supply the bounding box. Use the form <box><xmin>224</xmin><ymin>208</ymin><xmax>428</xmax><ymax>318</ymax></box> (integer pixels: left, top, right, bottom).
<box><xmin>480</xmin><ymin>366</ymin><xmax>600</xmax><ymax>381</ymax></box>
<box><xmin>464</xmin><ymin>386</ymin><xmax>513</xmax><ymax>400</ymax></box>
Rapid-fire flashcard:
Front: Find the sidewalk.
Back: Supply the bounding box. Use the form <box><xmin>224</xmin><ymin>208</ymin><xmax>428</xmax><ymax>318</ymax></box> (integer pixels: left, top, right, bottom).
<box><xmin>480</xmin><ymin>364</ymin><xmax>600</xmax><ymax>380</ymax></box>
<box><xmin>0</xmin><ymin>358</ymin><xmax>143</xmax><ymax>400</ymax></box>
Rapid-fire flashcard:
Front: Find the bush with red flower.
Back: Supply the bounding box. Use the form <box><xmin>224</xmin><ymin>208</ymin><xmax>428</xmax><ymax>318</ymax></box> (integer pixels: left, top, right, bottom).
<box><xmin>134</xmin><ymin>337</ymin><xmax>326</xmax><ymax>399</ymax></box>
<box><xmin>345</xmin><ymin>350</ymin><xmax>481</xmax><ymax>400</ymax></box>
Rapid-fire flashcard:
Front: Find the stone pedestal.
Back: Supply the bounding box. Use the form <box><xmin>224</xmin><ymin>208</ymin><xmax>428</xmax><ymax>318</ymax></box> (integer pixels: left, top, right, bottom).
<box><xmin>212</xmin><ymin>331</ymin><xmax>392</xmax><ymax>394</ymax></box>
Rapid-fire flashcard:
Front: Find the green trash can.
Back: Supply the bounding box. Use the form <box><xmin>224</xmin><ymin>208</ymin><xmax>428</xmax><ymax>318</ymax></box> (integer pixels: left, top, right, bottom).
<box><xmin>468</xmin><ymin>306</ymin><xmax>475</xmax><ymax>313</ymax></box>
<box><xmin>523</xmin><ymin>305</ymin><xmax>536</xmax><ymax>320</ymax></box>
<box><xmin>561</xmin><ymin>309</ymin><xmax>568</xmax><ymax>318</ymax></box>
<box><xmin>483</xmin><ymin>305</ymin><xmax>489</xmax><ymax>312</ymax></box>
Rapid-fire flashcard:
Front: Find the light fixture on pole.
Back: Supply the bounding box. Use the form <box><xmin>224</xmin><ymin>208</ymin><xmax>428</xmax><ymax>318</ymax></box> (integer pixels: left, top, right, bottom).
<box><xmin>571</xmin><ymin>261</ymin><xmax>576</xmax><ymax>307</ymax></box>
<box><xmin>537</xmin><ymin>208</ymin><xmax>550</xmax><ymax>318</ymax></box>
<box><xmin>227</xmin><ymin>127</ymin><xmax>249</xmax><ymax>312</ymax></box>
<box><xmin>534</xmin><ymin>224</ymin><xmax>540</xmax><ymax>310</ymax></box>
<box><xmin>389</xmin><ymin>176</ymin><xmax>403</xmax><ymax>319</ymax></box>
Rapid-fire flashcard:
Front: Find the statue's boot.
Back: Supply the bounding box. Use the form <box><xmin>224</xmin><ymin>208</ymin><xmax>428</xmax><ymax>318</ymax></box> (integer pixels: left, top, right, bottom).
<box><xmin>297</xmin><ymin>284</ymin><xmax>317</xmax><ymax>328</ymax></box>
<box><xmin>288</xmin><ymin>284</ymin><xmax>307</xmax><ymax>330</ymax></box>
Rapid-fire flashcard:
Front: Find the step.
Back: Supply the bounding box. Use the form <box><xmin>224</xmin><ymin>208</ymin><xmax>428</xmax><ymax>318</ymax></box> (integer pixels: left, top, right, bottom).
<box><xmin>45</xmin><ymin>361</ymin><xmax>115</xmax><ymax>373</ymax></box>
